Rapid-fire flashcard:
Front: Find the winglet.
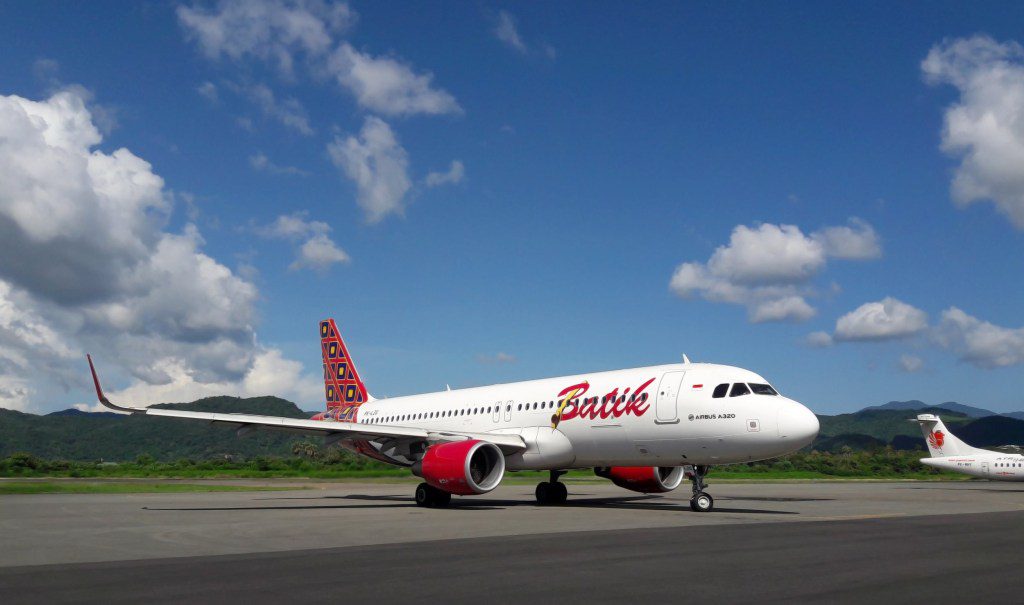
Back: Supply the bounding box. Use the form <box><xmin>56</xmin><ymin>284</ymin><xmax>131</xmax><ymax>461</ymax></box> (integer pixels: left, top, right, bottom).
<box><xmin>86</xmin><ymin>354</ymin><xmax>142</xmax><ymax>413</ymax></box>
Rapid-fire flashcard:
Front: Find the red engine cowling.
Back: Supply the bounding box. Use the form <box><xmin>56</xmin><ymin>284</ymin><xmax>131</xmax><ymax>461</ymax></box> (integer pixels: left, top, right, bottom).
<box><xmin>595</xmin><ymin>466</ymin><xmax>685</xmax><ymax>493</ymax></box>
<box><xmin>413</xmin><ymin>440</ymin><xmax>505</xmax><ymax>495</ymax></box>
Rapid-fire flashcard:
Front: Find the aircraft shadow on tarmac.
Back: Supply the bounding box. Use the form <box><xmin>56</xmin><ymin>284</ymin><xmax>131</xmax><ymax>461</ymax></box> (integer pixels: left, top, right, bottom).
<box><xmin>142</xmin><ymin>493</ymin><xmax>798</xmax><ymax>515</ymax></box>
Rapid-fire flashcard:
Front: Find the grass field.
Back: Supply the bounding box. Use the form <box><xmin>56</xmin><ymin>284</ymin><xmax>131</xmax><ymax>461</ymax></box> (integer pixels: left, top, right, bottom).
<box><xmin>0</xmin><ymin>481</ymin><xmax>307</xmax><ymax>495</ymax></box>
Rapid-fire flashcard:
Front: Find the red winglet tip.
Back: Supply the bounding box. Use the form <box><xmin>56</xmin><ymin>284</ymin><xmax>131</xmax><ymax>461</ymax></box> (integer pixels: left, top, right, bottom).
<box><xmin>86</xmin><ymin>354</ymin><xmax>106</xmax><ymax>403</ymax></box>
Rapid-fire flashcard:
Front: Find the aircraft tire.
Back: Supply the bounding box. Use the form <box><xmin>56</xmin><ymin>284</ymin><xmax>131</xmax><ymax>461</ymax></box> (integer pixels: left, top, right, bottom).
<box><xmin>554</xmin><ymin>482</ymin><xmax>568</xmax><ymax>503</ymax></box>
<box><xmin>415</xmin><ymin>482</ymin><xmax>433</xmax><ymax>507</ymax></box>
<box><xmin>690</xmin><ymin>492</ymin><xmax>714</xmax><ymax>512</ymax></box>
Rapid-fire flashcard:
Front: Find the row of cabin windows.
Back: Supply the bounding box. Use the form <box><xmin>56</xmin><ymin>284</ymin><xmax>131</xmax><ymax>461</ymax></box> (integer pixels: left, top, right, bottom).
<box><xmin>357</xmin><ymin>392</ymin><xmax>651</xmax><ymax>425</ymax></box>
<box><xmin>996</xmin><ymin>462</ymin><xmax>1021</xmax><ymax>468</ymax></box>
<box><xmin>711</xmin><ymin>383</ymin><xmax>779</xmax><ymax>399</ymax></box>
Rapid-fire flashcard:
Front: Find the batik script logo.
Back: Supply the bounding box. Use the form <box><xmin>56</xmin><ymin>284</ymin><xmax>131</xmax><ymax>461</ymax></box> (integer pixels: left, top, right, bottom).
<box><xmin>551</xmin><ymin>377</ymin><xmax>656</xmax><ymax>428</ymax></box>
<box><xmin>927</xmin><ymin>430</ymin><xmax>945</xmax><ymax>449</ymax></box>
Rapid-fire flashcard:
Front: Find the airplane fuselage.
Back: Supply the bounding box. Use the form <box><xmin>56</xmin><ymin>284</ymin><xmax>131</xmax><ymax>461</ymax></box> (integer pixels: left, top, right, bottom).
<box><xmin>320</xmin><ymin>362</ymin><xmax>819</xmax><ymax>470</ymax></box>
<box><xmin>922</xmin><ymin>454</ymin><xmax>1024</xmax><ymax>481</ymax></box>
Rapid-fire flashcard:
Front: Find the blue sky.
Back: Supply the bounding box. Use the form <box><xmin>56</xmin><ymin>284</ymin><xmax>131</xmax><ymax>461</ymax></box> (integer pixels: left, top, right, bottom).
<box><xmin>1</xmin><ymin>1</ymin><xmax>1023</xmax><ymax>415</ymax></box>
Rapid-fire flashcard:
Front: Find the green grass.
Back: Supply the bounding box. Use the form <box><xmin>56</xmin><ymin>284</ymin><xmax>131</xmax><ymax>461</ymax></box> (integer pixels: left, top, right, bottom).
<box><xmin>0</xmin><ymin>481</ymin><xmax>306</xmax><ymax>495</ymax></box>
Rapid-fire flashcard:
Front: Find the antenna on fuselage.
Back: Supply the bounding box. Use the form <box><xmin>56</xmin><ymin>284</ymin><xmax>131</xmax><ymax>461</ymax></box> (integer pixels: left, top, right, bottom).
<box><xmin>682</xmin><ymin>354</ymin><xmax>691</xmax><ymax>364</ymax></box>
<box><xmin>446</xmin><ymin>384</ymin><xmax>451</xmax><ymax>391</ymax></box>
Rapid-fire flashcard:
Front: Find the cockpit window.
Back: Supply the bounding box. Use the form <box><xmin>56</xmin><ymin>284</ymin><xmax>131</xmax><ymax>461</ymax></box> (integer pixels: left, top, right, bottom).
<box><xmin>712</xmin><ymin>384</ymin><xmax>729</xmax><ymax>398</ymax></box>
<box><xmin>729</xmin><ymin>383</ymin><xmax>751</xmax><ymax>397</ymax></box>
<box><xmin>749</xmin><ymin>383</ymin><xmax>778</xmax><ymax>396</ymax></box>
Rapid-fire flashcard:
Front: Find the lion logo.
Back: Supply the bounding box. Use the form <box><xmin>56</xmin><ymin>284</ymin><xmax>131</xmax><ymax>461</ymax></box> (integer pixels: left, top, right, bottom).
<box><xmin>927</xmin><ymin>430</ymin><xmax>945</xmax><ymax>449</ymax></box>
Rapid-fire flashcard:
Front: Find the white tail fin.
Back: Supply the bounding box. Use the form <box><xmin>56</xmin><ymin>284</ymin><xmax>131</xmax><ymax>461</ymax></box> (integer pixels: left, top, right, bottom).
<box><xmin>915</xmin><ymin>414</ymin><xmax>982</xmax><ymax>457</ymax></box>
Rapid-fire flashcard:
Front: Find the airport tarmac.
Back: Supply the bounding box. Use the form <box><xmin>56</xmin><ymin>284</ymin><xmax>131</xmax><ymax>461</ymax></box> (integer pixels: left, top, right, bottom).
<box><xmin>2</xmin><ymin>480</ymin><xmax>1023</xmax><ymax>603</ymax></box>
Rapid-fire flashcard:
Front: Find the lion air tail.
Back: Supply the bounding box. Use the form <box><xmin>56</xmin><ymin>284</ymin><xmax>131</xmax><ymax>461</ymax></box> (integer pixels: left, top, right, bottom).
<box><xmin>914</xmin><ymin>414</ymin><xmax>982</xmax><ymax>458</ymax></box>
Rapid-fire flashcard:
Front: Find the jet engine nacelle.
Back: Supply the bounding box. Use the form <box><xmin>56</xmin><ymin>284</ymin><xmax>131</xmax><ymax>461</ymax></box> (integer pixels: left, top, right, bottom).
<box><xmin>412</xmin><ymin>440</ymin><xmax>505</xmax><ymax>495</ymax></box>
<box><xmin>595</xmin><ymin>466</ymin><xmax>685</xmax><ymax>493</ymax></box>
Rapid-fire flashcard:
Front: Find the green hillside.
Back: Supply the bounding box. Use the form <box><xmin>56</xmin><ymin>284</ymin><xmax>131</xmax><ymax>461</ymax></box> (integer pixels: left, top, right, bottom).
<box><xmin>814</xmin><ymin>407</ymin><xmax>972</xmax><ymax>448</ymax></box>
<box><xmin>0</xmin><ymin>396</ymin><xmax>311</xmax><ymax>461</ymax></box>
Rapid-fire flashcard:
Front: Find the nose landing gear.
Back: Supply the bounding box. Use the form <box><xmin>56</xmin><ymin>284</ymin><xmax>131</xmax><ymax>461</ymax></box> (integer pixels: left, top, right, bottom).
<box><xmin>535</xmin><ymin>470</ymin><xmax>568</xmax><ymax>505</ymax></box>
<box><xmin>689</xmin><ymin>465</ymin><xmax>714</xmax><ymax>512</ymax></box>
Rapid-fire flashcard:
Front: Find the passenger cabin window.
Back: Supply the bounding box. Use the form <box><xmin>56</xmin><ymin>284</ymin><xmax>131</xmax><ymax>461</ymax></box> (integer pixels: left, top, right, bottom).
<box><xmin>712</xmin><ymin>384</ymin><xmax>729</xmax><ymax>398</ymax></box>
<box><xmin>729</xmin><ymin>383</ymin><xmax>751</xmax><ymax>397</ymax></box>
<box><xmin>749</xmin><ymin>383</ymin><xmax>778</xmax><ymax>396</ymax></box>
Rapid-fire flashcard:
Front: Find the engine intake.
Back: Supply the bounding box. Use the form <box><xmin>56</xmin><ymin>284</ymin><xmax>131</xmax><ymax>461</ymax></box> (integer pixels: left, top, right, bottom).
<box><xmin>595</xmin><ymin>466</ymin><xmax>685</xmax><ymax>493</ymax></box>
<box><xmin>413</xmin><ymin>440</ymin><xmax>505</xmax><ymax>495</ymax></box>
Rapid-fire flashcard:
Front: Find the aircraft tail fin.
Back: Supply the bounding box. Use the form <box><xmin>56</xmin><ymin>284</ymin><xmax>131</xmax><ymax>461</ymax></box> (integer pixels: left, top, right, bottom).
<box><xmin>914</xmin><ymin>414</ymin><xmax>981</xmax><ymax>457</ymax></box>
<box><xmin>319</xmin><ymin>318</ymin><xmax>371</xmax><ymax>409</ymax></box>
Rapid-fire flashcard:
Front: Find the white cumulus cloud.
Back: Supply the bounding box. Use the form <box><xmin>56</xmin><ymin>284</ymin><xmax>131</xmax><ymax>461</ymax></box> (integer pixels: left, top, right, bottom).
<box><xmin>669</xmin><ymin>220</ymin><xmax>881</xmax><ymax>323</ymax></box>
<box><xmin>899</xmin><ymin>354</ymin><xmax>925</xmax><ymax>373</ymax></box>
<box><xmin>425</xmin><ymin>160</ymin><xmax>465</xmax><ymax>187</ymax></box>
<box><xmin>923</xmin><ymin>35</ymin><xmax>1024</xmax><ymax>229</ymax></box>
<box><xmin>326</xmin><ymin>43</ymin><xmax>462</xmax><ymax>117</ymax></box>
<box><xmin>327</xmin><ymin>116</ymin><xmax>412</xmax><ymax>223</ymax></box>
<box><xmin>177</xmin><ymin>0</ymin><xmax>353</xmax><ymax>77</ymax></box>
<box><xmin>834</xmin><ymin>297</ymin><xmax>929</xmax><ymax>341</ymax></box>
<box><xmin>256</xmin><ymin>212</ymin><xmax>350</xmax><ymax>271</ymax></box>
<box><xmin>934</xmin><ymin>307</ymin><xmax>1024</xmax><ymax>368</ymax></box>
<box><xmin>0</xmin><ymin>88</ymin><xmax>318</xmax><ymax>411</ymax></box>
<box><xmin>494</xmin><ymin>11</ymin><xmax>527</xmax><ymax>54</ymax></box>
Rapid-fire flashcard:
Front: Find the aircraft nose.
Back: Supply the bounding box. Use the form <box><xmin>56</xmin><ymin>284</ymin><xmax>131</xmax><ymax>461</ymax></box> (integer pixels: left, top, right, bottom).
<box><xmin>776</xmin><ymin>399</ymin><xmax>819</xmax><ymax>448</ymax></box>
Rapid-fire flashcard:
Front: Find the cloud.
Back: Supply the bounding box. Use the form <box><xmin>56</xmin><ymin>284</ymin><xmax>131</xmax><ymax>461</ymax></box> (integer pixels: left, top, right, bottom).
<box><xmin>325</xmin><ymin>43</ymin><xmax>462</xmax><ymax>116</ymax></box>
<box><xmin>477</xmin><ymin>352</ymin><xmax>517</xmax><ymax>364</ymax></box>
<box><xmin>494</xmin><ymin>11</ymin><xmax>527</xmax><ymax>54</ymax></box>
<box><xmin>197</xmin><ymin>81</ymin><xmax>219</xmax><ymax>103</ymax></box>
<box><xmin>934</xmin><ymin>307</ymin><xmax>1024</xmax><ymax>368</ymax></box>
<box><xmin>834</xmin><ymin>297</ymin><xmax>929</xmax><ymax>341</ymax></box>
<box><xmin>256</xmin><ymin>212</ymin><xmax>350</xmax><ymax>271</ymax></box>
<box><xmin>899</xmin><ymin>354</ymin><xmax>924</xmax><ymax>373</ymax></box>
<box><xmin>425</xmin><ymin>160</ymin><xmax>465</xmax><ymax>187</ymax></box>
<box><xmin>923</xmin><ymin>35</ymin><xmax>1024</xmax><ymax>229</ymax></box>
<box><xmin>491</xmin><ymin>10</ymin><xmax>555</xmax><ymax>59</ymax></box>
<box><xmin>669</xmin><ymin>221</ymin><xmax>881</xmax><ymax>323</ymax></box>
<box><xmin>178</xmin><ymin>1</ymin><xmax>460</xmax><ymax>118</ymax></box>
<box><xmin>806</xmin><ymin>331</ymin><xmax>834</xmax><ymax>348</ymax></box>
<box><xmin>0</xmin><ymin>88</ymin><xmax>315</xmax><ymax>411</ymax></box>
<box><xmin>249</xmin><ymin>152</ymin><xmax>309</xmax><ymax>176</ymax></box>
<box><xmin>327</xmin><ymin>116</ymin><xmax>411</xmax><ymax>223</ymax></box>
<box><xmin>811</xmin><ymin>218</ymin><xmax>882</xmax><ymax>260</ymax></box>
<box><xmin>232</xmin><ymin>82</ymin><xmax>313</xmax><ymax>135</ymax></box>
<box><xmin>102</xmin><ymin>347</ymin><xmax>323</xmax><ymax>407</ymax></box>
<box><xmin>177</xmin><ymin>0</ymin><xmax>353</xmax><ymax>77</ymax></box>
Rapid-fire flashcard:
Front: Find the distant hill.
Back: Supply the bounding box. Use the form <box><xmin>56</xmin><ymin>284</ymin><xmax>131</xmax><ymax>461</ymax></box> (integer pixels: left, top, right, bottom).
<box><xmin>860</xmin><ymin>400</ymin><xmax>1024</xmax><ymax>420</ymax></box>
<box><xmin>816</xmin><ymin>408</ymin><xmax>970</xmax><ymax>444</ymax></box>
<box><xmin>46</xmin><ymin>409</ymin><xmax>121</xmax><ymax>419</ymax></box>
<box><xmin>861</xmin><ymin>400</ymin><xmax>998</xmax><ymax>418</ymax></box>
<box><xmin>813</xmin><ymin>433</ymin><xmax>887</xmax><ymax>452</ymax></box>
<box><xmin>954</xmin><ymin>416</ymin><xmax>1024</xmax><ymax>448</ymax></box>
<box><xmin>0</xmin><ymin>396</ymin><xmax>311</xmax><ymax>461</ymax></box>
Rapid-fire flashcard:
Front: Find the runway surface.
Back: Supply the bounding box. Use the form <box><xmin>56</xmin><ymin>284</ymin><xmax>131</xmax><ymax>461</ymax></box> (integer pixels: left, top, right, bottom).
<box><xmin>2</xmin><ymin>480</ymin><xmax>1023</xmax><ymax>603</ymax></box>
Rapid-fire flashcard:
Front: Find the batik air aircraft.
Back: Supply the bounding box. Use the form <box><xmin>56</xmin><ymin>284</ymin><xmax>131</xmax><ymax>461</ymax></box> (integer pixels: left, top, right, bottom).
<box><xmin>88</xmin><ymin>319</ymin><xmax>819</xmax><ymax>512</ymax></box>
<box><xmin>915</xmin><ymin>414</ymin><xmax>1024</xmax><ymax>481</ymax></box>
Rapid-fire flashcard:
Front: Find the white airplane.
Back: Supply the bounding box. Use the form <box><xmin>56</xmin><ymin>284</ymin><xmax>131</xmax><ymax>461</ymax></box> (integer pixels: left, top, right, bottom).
<box><xmin>88</xmin><ymin>318</ymin><xmax>819</xmax><ymax>512</ymax></box>
<box><xmin>915</xmin><ymin>414</ymin><xmax>1024</xmax><ymax>481</ymax></box>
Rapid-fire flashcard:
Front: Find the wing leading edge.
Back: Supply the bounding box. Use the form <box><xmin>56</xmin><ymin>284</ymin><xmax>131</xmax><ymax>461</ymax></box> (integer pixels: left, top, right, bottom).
<box><xmin>85</xmin><ymin>355</ymin><xmax>526</xmax><ymax>453</ymax></box>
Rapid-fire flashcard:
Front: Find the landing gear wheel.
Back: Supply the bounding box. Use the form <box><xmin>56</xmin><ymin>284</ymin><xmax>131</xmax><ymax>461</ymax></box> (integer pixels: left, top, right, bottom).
<box><xmin>415</xmin><ymin>482</ymin><xmax>433</xmax><ymax>507</ymax></box>
<box><xmin>690</xmin><ymin>492</ymin><xmax>714</xmax><ymax>512</ymax></box>
<box><xmin>536</xmin><ymin>471</ymin><xmax>569</xmax><ymax>505</ymax></box>
<box><xmin>415</xmin><ymin>483</ymin><xmax>451</xmax><ymax>508</ymax></box>
<box><xmin>535</xmin><ymin>481</ymin><xmax>553</xmax><ymax>505</ymax></box>
<box><xmin>687</xmin><ymin>465</ymin><xmax>713</xmax><ymax>513</ymax></box>
<box><xmin>554</xmin><ymin>481</ymin><xmax>568</xmax><ymax>503</ymax></box>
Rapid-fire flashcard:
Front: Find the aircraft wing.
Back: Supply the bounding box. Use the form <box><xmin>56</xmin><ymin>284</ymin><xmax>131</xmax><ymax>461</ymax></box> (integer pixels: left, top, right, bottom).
<box><xmin>87</xmin><ymin>355</ymin><xmax>526</xmax><ymax>453</ymax></box>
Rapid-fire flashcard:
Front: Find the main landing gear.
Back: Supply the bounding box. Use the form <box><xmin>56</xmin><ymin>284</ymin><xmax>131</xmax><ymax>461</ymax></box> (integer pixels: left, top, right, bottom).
<box><xmin>689</xmin><ymin>465</ymin><xmax>714</xmax><ymax>512</ymax></box>
<box><xmin>535</xmin><ymin>470</ymin><xmax>568</xmax><ymax>505</ymax></box>
<box><xmin>415</xmin><ymin>482</ymin><xmax>452</xmax><ymax>508</ymax></box>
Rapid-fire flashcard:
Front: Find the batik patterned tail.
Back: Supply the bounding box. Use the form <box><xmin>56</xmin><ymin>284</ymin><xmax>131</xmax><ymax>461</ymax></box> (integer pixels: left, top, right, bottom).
<box><xmin>320</xmin><ymin>318</ymin><xmax>369</xmax><ymax>409</ymax></box>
